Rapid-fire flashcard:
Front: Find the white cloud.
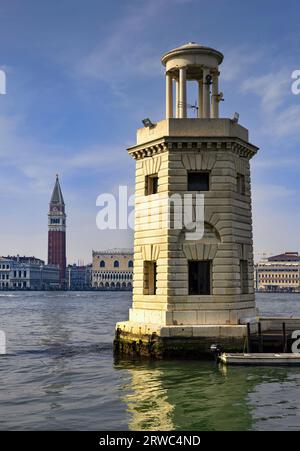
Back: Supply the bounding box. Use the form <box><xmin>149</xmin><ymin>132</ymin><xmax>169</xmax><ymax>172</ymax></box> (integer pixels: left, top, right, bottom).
<box><xmin>266</xmin><ymin>104</ymin><xmax>300</xmax><ymax>138</ymax></box>
<box><xmin>75</xmin><ymin>3</ymin><xmax>164</xmax><ymax>84</ymax></box>
<box><xmin>0</xmin><ymin>113</ymin><xmax>129</xmax><ymax>185</ymax></box>
<box><xmin>237</xmin><ymin>66</ymin><xmax>300</xmax><ymax>141</ymax></box>
<box><xmin>221</xmin><ymin>46</ymin><xmax>264</xmax><ymax>82</ymax></box>
<box><xmin>221</xmin><ymin>45</ymin><xmax>300</xmax><ymax>141</ymax></box>
<box><xmin>241</xmin><ymin>70</ymin><xmax>290</xmax><ymax>114</ymax></box>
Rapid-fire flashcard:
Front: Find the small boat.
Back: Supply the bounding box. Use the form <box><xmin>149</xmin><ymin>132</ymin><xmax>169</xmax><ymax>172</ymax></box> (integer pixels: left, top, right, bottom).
<box><xmin>219</xmin><ymin>353</ymin><xmax>300</xmax><ymax>366</ymax></box>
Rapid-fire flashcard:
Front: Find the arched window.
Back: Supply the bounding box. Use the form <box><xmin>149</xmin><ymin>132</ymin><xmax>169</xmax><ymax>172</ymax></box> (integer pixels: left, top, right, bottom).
<box><xmin>114</xmin><ymin>260</ymin><xmax>119</xmax><ymax>268</ymax></box>
<box><xmin>100</xmin><ymin>260</ymin><xmax>105</xmax><ymax>268</ymax></box>
<box><xmin>128</xmin><ymin>260</ymin><xmax>133</xmax><ymax>268</ymax></box>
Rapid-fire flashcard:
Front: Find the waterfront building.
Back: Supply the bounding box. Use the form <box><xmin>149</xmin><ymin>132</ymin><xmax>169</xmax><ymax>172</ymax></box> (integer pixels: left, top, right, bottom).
<box><xmin>48</xmin><ymin>175</ymin><xmax>67</xmax><ymax>287</ymax></box>
<box><xmin>67</xmin><ymin>264</ymin><xmax>92</xmax><ymax>290</ymax></box>
<box><xmin>115</xmin><ymin>43</ymin><xmax>259</xmax><ymax>358</ymax></box>
<box><xmin>0</xmin><ymin>256</ymin><xmax>60</xmax><ymax>290</ymax></box>
<box><xmin>92</xmin><ymin>249</ymin><xmax>133</xmax><ymax>290</ymax></box>
<box><xmin>255</xmin><ymin>252</ymin><xmax>300</xmax><ymax>292</ymax></box>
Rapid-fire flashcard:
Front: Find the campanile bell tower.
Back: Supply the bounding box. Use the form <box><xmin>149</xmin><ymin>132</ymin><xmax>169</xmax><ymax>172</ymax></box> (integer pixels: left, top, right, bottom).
<box><xmin>48</xmin><ymin>174</ymin><xmax>66</xmax><ymax>287</ymax></box>
<box><xmin>115</xmin><ymin>43</ymin><xmax>259</xmax><ymax>358</ymax></box>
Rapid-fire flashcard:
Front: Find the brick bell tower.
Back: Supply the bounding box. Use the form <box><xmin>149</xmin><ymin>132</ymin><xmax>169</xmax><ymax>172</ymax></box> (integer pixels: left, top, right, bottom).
<box><xmin>48</xmin><ymin>174</ymin><xmax>66</xmax><ymax>287</ymax></box>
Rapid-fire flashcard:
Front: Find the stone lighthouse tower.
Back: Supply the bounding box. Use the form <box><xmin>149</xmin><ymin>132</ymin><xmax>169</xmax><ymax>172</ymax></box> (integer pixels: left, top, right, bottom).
<box><xmin>115</xmin><ymin>43</ymin><xmax>259</xmax><ymax>358</ymax></box>
<box><xmin>48</xmin><ymin>175</ymin><xmax>66</xmax><ymax>287</ymax></box>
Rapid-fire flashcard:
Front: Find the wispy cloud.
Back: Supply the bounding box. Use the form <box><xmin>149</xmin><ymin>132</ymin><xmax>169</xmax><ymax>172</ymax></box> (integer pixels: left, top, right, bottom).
<box><xmin>221</xmin><ymin>44</ymin><xmax>300</xmax><ymax>141</ymax></box>
<box><xmin>265</xmin><ymin>104</ymin><xmax>300</xmax><ymax>139</ymax></box>
<box><xmin>241</xmin><ymin>70</ymin><xmax>290</xmax><ymax>114</ymax></box>
<box><xmin>74</xmin><ymin>3</ymin><xmax>164</xmax><ymax>85</ymax></box>
<box><xmin>221</xmin><ymin>46</ymin><xmax>264</xmax><ymax>82</ymax></box>
<box><xmin>236</xmin><ymin>64</ymin><xmax>300</xmax><ymax>141</ymax></box>
<box><xmin>0</xmin><ymin>112</ymin><xmax>129</xmax><ymax>196</ymax></box>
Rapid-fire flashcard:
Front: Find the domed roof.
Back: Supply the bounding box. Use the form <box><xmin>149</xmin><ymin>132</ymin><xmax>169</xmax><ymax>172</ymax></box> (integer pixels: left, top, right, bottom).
<box><xmin>178</xmin><ymin>42</ymin><xmax>205</xmax><ymax>49</ymax></box>
<box><xmin>161</xmin><ymin>42</ymin><xmax>223</xmax><ymax>65</ymax></box>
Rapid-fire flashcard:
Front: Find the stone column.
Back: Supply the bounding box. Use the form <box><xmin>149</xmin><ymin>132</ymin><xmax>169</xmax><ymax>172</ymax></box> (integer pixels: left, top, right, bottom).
<box><xmin>175</xmin><ymin>78</ymin><xmax>179</xmax><ymax>118</ymax></box>
<box><xmin>211</xmin><ymin>71</ymin><xmax>219</xmax><ymax>118</ymax></box>
<box><xmin>179</xmin><ymin>67</ymin><xmax>187</xmax><ymax>118</ymax></box>
<box><xmin>198</xmin><ymin>80</ymin><xmax>203</xmax><ymax>118</ymax></box>
<box><xmin>202</xmin><ymin>68</ymin><xmax>211</xmax><ymax>119</ymax></box>
<box><xmin>166</xmin><ymin>72</ymin><xmax>173</xmax><ymax>119</ymax></box>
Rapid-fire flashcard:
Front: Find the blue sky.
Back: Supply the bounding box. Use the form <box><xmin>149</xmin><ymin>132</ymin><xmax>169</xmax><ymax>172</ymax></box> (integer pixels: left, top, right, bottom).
<box><xmin>0</xmin><ymin>0</ymin><xmax>300</xmax><ymax>263</ymax></box>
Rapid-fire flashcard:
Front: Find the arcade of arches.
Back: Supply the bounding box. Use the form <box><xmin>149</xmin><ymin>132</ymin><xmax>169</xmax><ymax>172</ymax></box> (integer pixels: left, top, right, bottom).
<box><xmin>92</xmin><ymin>250</ymin><xmax>133</xmax><ymax>290</ymax></box>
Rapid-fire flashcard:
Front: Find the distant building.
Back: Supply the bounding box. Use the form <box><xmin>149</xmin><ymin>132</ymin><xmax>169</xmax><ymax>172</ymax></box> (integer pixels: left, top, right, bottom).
<box><xmin>0</xmin><ymin>256</ymin><xmax>60</xmax><ymax>290</ymax></box>
<box><xmin>92</xmin><ymin>249</ymin><xmax>133</xmax><ymax>290</ymax></box>
<box><xmin>67</xmin><ymin>264</ymin><xmax>92</xmax><ymax>290</ymax></box>
<box><xmin>255</xmin><ymin>252</ymin><xmax>300</xmax><ymax>292</ymax></box>
<box><xmin>48</xmin><ymin>174</ymin><xmax>67</xmax><ymax>287</ymax></box>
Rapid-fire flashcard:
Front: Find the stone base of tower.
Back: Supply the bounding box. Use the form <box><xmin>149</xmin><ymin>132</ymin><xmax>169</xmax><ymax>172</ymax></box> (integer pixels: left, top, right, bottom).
<box><xmin>114</xmin><ymin>320</ymin><xmax>259</xmax><ymax>360</ymax></box>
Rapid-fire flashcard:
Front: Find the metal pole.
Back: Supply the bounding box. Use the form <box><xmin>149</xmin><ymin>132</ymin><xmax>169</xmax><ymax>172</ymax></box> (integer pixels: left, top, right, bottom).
<box><xmin>282</xmin><ymin>322</ymin><xmax>287</xmax><ymax>353</ymax></box>
<box><xmin>258</xmin><ymin>321</ymin><xmax>263</xmax><ymax>353</ymax></box>
<box><xmin>247</xmin><ymin>322</ymin><xmax>251</xmax><ymax>353</ymax></box>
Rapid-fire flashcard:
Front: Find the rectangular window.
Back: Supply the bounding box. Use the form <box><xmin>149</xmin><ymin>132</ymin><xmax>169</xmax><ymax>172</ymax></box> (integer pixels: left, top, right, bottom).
<box><xmin>188</xmin><ymin>172</ymin><xmax>209</xmax><ymax>191</ymax></box>
<box><xmin>240</xmin><ymin>259</ymin><xmax>249</xmax><ymax>294</ymax></box>
<box><xmin>145</xmin><ymin>174</ymin><xmax>158</xmax><ymax>195</ymax></box>
<box><xmin>188</xmin><ymin>260</ymin><xmax>211</xmax><ymax>295</ymax></box>
<box><xmin>144</xmin><ymin>261</ymin><xmax>157</xmax><ymax>295</ymax></box>
<box><xmin>237</xmin><ymin>173</ymin><xmax>246</xmax><ymax>195</ymax></box>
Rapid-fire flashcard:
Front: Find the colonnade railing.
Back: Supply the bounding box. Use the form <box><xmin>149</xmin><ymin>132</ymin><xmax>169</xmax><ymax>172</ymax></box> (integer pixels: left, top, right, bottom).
<box><xmin>166</xmin><ymin>67</ymin><xmax>220</xmax><ymax>119</ymax></box>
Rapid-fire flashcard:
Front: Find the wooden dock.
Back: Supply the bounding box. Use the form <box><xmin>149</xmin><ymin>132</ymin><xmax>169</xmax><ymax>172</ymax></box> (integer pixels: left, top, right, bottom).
<box><xmin>246</xmin><ymin>317</ymin><xmax>300</xmax><ymax>354</ymax></box>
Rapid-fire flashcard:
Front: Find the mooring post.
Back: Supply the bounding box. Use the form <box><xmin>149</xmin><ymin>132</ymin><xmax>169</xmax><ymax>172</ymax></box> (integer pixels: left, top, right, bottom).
<box><xmin>282</xmin><ymin>322</ymin><xmax>287</xmax><ymax>353</ymax></box>
<box><xmin>258</xmin><ymin>321</ymin><xmax>263</xmax><ymax>353</ymax></box>
<box><xmin>247</xmin><ymin>322</ymin><xmax>251</xmax><ymax>353</ymax></box>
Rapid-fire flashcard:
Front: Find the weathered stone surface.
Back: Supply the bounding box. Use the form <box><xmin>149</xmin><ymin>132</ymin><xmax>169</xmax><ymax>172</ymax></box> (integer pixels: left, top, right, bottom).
<box><xmin>114</xmin><ymin>323</ymin><xmax>247</xmax><ymax>359</ymax></box>
<box><xmin>114</xmin><ymin>43</ymin><xmax>259</xmax><ymax>359</ymax></box>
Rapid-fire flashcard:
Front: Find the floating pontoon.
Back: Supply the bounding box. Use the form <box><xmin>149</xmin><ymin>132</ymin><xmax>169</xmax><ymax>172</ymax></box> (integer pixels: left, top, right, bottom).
<box><xmin>219</xmin><ymin>353</ymin><xmax>300</xmax><ymax>366</ymax></box>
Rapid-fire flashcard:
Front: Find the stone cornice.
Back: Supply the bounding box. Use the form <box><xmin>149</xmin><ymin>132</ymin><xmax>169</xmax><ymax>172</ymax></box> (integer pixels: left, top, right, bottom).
<box><xmin>128</xmin><ymin>137</ymin><xmax>258</xmax><ymax>160</ymax></box>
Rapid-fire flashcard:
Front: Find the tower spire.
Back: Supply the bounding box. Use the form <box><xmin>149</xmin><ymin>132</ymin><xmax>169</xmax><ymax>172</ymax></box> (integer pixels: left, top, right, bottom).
<box><xmin>50</xmin><ymin>173</ymin><xmax>65</xmax><ymax>206</ymax></box>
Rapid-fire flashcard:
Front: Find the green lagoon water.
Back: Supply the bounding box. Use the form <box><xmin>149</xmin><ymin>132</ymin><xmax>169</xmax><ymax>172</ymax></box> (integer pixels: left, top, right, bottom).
<box><xmin>0</xmin><ymin>291</ymin><xmax>299</xmax><ymax>431</ymax></box>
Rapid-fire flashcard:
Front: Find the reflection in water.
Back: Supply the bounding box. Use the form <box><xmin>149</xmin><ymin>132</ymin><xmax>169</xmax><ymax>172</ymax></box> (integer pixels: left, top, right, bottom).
<box><xmin>116</xmin><ymin>361</ymin><xmax>255</xmax><ymax>431</ymax></box>
<box><xmin>123</xmin><ymin>365</ymin><xmax>175</xmax><ymax>430</ymax></box>
<box><xmin>116</xmin><ymin>360</ymin><xmax>300</xmax><ymax>431</ymax></box>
